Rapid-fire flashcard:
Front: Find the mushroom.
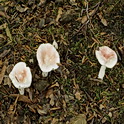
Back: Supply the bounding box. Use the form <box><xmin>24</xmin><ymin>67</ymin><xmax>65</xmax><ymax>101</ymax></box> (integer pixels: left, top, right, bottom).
<box><xmin>95</xmin><ymin>46</ymin><xmax>117</xmax><ymax>80</ymax></box>
<box><xmin>36</xmin><ymin>43</ymin><xmax>60</xmax><ymax>77</ymax></box>
<box><xmin>9</xmin><ymin>62</ymin><xmax>32</xmax><ymax>95</ymax></box>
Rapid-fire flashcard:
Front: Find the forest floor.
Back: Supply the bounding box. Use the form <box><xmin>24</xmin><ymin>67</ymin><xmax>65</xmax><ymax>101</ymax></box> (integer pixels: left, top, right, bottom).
<box><xmin>0</xmin><ymin>0</ymin><xmax>124</xmax><ymax>123</ymax></box>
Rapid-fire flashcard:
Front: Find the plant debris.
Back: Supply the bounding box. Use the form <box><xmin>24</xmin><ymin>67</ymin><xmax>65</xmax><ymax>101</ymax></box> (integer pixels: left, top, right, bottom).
<box><xmin>0</xmin><ymin>0</ymin><xmax>124</xmax><ymax>123</ymax></box>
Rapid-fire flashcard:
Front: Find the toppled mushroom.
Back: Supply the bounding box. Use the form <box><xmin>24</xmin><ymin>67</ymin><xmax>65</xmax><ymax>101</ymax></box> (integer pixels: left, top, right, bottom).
<box><xmin>9</xmin><ymin>62</ymin><xmax>32</xmax><ymax>95</ymax></box>
<box><xmin>36</xmin><ymin>43</ymin><xmax>60</xmax><ymax>77</ymax></box>
<box><xmin>95</xmin><ymin>46</ymin><xmax>117</xmax><ymax>80</ymax></box>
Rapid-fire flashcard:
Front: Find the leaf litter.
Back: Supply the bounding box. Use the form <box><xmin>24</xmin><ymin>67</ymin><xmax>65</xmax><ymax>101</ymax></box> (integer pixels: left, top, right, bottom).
<box><xmin>0</xmin><ymin>0</ymin><xmax>124</xmax><ymax>123</ymax></box>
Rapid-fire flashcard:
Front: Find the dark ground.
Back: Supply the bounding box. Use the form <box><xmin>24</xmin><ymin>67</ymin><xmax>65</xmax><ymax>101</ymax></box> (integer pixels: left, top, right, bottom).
<box><xmin>0</xmin><ymin>0</ymin><xmax>124</xmax><ymax>123</ymax></box>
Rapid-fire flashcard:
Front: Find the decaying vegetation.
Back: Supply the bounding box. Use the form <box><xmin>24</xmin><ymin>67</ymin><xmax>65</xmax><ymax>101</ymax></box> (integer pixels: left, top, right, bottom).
<box><xmin>0</xmin><ymin>0</ymin><xmax>124</xmax><ymax>123</ymax></box>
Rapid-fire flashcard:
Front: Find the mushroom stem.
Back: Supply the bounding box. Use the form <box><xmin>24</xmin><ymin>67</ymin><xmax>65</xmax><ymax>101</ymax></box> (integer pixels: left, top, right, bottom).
<box><xmin>18</xmin><ymin>88</ymin><xmax>25</xmax><ymax>95</ymax></box>
<box><xmin>98</xmin><ymin>65</ymin><xmax>106</xmax><ymax>80</ymax></box>
<box><xmin>42</xmin><ymin>72</ymin><xmax>48</xmax><ymax>77</ymax></box>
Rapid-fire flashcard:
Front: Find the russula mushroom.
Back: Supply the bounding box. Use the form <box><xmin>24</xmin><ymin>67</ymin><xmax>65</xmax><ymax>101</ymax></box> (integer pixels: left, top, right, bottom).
<box><xmin>36</xmin><ymin>43</ymin><xmax>60</xmax><ymax>77</ymax></box>
<box><xmin>95</xmin><ymin>46</ymin><xmax>117</xmax><ymax>80</ymax></box>
<box><xmin>9</xmin><ymin>62</ymin><xmax>32</xmax><ymax>95</ymax></box>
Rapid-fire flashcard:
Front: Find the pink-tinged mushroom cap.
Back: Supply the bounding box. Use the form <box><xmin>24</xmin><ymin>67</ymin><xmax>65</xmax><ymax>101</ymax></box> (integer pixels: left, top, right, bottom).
<box><xmin>36</xmin><ymin>43</ymin><xmax>60</xmax><ymax>73</ymax></box>
<box><xmin>9</xmin><ymin>62</ymin><xmax>32</xmax><ymax>89</ymax></box>
<box><xmin>95</xmin><ymin>46</ymin><xmax>117</xmax><ymax>68</ymax></box>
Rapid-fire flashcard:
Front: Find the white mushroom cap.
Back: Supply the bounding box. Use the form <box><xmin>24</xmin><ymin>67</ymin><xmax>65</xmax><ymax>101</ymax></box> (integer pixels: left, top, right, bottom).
<box><xmin>95</xmin><ymin>46</ymin><xmax>117</xmax><ymax>68</ymax></box>
<box><xmin>36</xmin><ymin>43</ymin><xmax>60</xmax><ymax>73</ymax></box>
<box><xmin>9</xmin><ymin>62</ymin><xmax>32</xmax><ymax>89</ymax></box>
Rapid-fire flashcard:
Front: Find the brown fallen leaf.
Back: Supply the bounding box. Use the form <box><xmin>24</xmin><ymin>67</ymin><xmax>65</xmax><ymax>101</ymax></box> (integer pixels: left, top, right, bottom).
<box><xmin>75</xmin><ymin>91</ymin><xmax>81</xmax><ymax>100</ymax></box>
<box><xmin>99</xmin><ymin>104</ymin><xmax>105</xmax><ymax>110</ymax></box>
<box><xmin>102</xmin><ymin>116</ymin><xmax>107</xmax><ymax>123</ymax></box>
<box><xmin>46</xmin><ymin>89</ymin><xmax>53</xmax><ymax>98</ymax></box>
<box><xmin>9</xmin><ymin>94</ymin><xmax>32</xmax><ymax>103</ymax></box>
<box><xmin>98</xmin><ymin>13</ymin><xmax>108</xmax><ymax>26</ymax></box>
<box><xmin>81</xmin><ymin>16</ymin><xmax>88</xmax><ymax>24</ymax></box>
<box><xmin>37</xmin><ymin>108</ymin><xmax>47</xmax><ymax>115</ymax></box>
<box><xmin>36</xmin><ymin>105</ymin><xmax>48</xmax><ymax>115</ymax></box>
<box><xmin>0</xmin><ymin>63</ymin><xmax>7</xmax><ymax>84</ymax></box>
<box><xmin>101</xmin><ymin>18</ymin><xmax>108</xmax><ymax>26</ymax></box>
<box><xmin>70</xmin><ymin>114</ymin><xmax>87</xmax><ymax>124</ymax></box>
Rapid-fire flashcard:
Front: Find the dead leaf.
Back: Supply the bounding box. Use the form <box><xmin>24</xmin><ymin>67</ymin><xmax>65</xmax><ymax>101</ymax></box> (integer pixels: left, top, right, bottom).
<box><xmin>0</xmin><ymin>64</ymin><xmax>7</xmax><ymax>84</ymax></box>
<box><xmin>101</xmin><ymin>117</ymin><xmax>107</xmax><ymax>123</ymax></box>
<box><xmin>99</xmin><ymin>104</ymin><xmax>105</xmax><ymax>110</ymax></box>
<box><xmin>37</xmin><ymin>107</ymin><xmax>47</xmax><ymax>115</ymax></box>
<box><xmin>101</xmin><ymin>18</ymin><xmax>108</xmax><ymax>26</ymax></box>
<box><xmin>81</xmin><ymin>16</ymin><xmax>87</xmax><ymax>24</ymax></box>
<box><xmin>75</xmin><ymin>91</ymin><xmax>81</xmax><ymax>100</ymax></box>
<box><xmin>56</xmin><ymin>7</ymin><xmax>62</xmax><ymax>23</ymax></box>
<box><xmin>98</xmin><ymin>13</ymin><xmax>108</xmax><ymax>26</ymax></box>
<box><xmin>46</xmin><ymin>89</ymin><xmax>53</xmax><ymax>98</ymax></box>
<box><xmin>16</xmin><ymin>5</ymin><xmax>28</xmax><ymax>13</ymax></box>
<box><xmin>5</xmin><ymin>25</ymin><xmax>12</xmax><ymax>41</ymax></box>
<box><xmin>9</xmin><ymin>94</ymin><xmax>32</xmax><ymax>103</ymax></box>
<box><xmin>108</xmin><ymin>112</ymin><xmax>112</xmax><ymax>118</ymax></box>
<box><xmin>70</xmin><ymin>114</ymin><xmax>87</xmax><ymax>124</ymax></box>
<box><xmin>18</xmin><ymin>95</ymin><xmax>32</xmax><ymax>103</ymax></box>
